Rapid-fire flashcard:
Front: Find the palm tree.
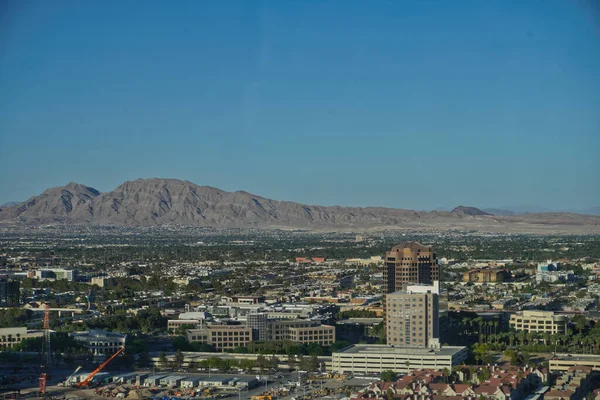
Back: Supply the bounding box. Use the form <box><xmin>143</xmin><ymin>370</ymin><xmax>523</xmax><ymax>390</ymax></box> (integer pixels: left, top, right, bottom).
<box><xmin>493</xmin><ymin>321</ymin><xmax>498</xmax><ymax>340</ymax></box>
<box><xmin>439</xmin><ymin>367</ymin><xmax>449</xmax><ymax>383</ymax></box>
<box><xmin>476</xmin><ymin>318</ymin><xmax>484</xmax><ymax>342</ymax></box>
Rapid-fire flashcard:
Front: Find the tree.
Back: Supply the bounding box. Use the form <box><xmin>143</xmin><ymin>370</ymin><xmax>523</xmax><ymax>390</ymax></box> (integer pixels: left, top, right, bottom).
<box><xmin>572</xmin><ymin>315</ymin><xmax>588</xmax><ymax>334</ymax></box>
<box><xmin>380</xmin><ymin>370</ymin><xmax>397</xmax><ymax>382</ymax></box>
<box><xmin>442</xmin><ymin>368</ymin><xmax>450</xmax><ymax>383</ymax></box>
<box><xmin>158</xmin><ymin>352</ymin><xmax>168</xmax><ymax>370</ymax></box>
<box><xmin>306</xmin><ymin>343</ymin><xmax>325</xmax><ymax>356</ymax></box>
<box><xmin>503</xmin><ymin>349</ymin><xmax>519</xmax><ymax>365</ymax></box>
<box><xmin>521</xmin><ymin>351</ymin><xmax>530</xmax><ymax>366</ymax></box>
<box><xmin>269</xmin><ymin>356</ymin><xmax>280</xmax><ymax>370</ymax></box>
<box><xmin>174</xmin><ymin>350</ymin><xmax>184</xmax><ymax>369</ymax></box>
<box><xmin>307</xmin><ymin>355</ymin><xmax>320</xmax><ymax>372</ymax></box>
<box><xmin>329</xmin><ymin>340</ymin><xmax>350</xmax><ymax>352</ymax></box>
<box><xmin>136</xmin><ymin>351</ymin><xmax>151</xmax><ymax>368</ymax></box>
<box><xmin>256</xmin><ymin>355</ymin><xmax>269</xmax><ymax>372</ymax></box>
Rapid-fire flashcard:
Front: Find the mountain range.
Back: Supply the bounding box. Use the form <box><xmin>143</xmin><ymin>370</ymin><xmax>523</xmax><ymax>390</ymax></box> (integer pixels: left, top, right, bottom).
<box><xmin>1</xmin><ymin>178</ymin><xmax>599</xmax><ymax>233</ymax></box>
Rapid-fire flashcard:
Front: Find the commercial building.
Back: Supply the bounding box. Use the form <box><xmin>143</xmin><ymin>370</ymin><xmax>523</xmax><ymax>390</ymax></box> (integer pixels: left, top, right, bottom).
<box><xmin>186</xmin><ymin>325</ymin><xmax>252</xmax><ymax>351</ymax></box>
<box><xmin>509</xmin><ymin>310</ymin><xmax>567</xmax><ymax>334</ymax></box>
<box><xmin>462</xmin><ymin>269</ymin><xmax>510</xmax><ymax>283</ymax></box>
<box><xmin>536</xmin><ymin>270</ymin><xmax>574</xmax><ymax>283</ymax></box>
<box><xmin>386</xmin><ymin>281</ymin><xmax>440</xmax><ymax>348</ymax></box>
<box><xmin>384</xmin><ymin>242</ymin><xmax>438</xmax><ymax>293</ymax></box>
<box><xmin>538</xmin><ymin>260</ymin><xmax>561</xmax><ymax>272</ymax></box>
<box><xmin>0</xmin><ymin>327</ymin><xmax>44</xmax><ymax>349</ymax></box>
<box><xmin>266</xmin><ymin>320</ymin><xmax>335</xmax><ymax>346</ymax></box>
<box><xmin>91</xmin><ymin>277</ymin><xmax>113</xmax><ymax>288</ymax></box>
<box><xmin>167</xmin><ymin>319</ymin><xmax>201</xmax><ymax>334</ymax></box>
<box><xmin>35</xmin><ymin>268</ymin><xmax>77</xmax><ymax>281</ymax></box>
<box><xmin>70</xmin><ymin>329</ymin><xmax>126</xmax><ymax>355</ymax></box>
<box><xmin>0</xmin><ymin>278</ymin><xmax>20</xmax><ymax>306</ymax></box>
<box><xmin>247</xmin><ymin>312</ymin><xmax>269</xmax><ymax>341</ymax></box>
<box><xmin>331</xmin><ymin>344</ymin><xmax>467</xmax><ymax>374</ymax></box>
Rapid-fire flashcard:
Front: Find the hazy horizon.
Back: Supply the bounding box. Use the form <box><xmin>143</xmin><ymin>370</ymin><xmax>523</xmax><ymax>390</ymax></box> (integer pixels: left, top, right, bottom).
<box><xmin>1</xmin><ymin>1</ymin><xmax>599</xmax><ymax>210</ymax></box>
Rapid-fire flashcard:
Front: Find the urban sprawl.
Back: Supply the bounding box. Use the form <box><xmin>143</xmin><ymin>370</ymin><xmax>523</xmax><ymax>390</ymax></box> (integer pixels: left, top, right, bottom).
<box><xmin>1</xmin><ymin>226</ymin><xmax>600</xmax><ymax>400</ymax></box>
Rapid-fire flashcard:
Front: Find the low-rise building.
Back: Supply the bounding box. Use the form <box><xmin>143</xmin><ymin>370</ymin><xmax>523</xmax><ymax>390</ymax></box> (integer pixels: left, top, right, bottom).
<box><xmin>91</xmin><ymin>277</ymin><xmax>113</xmax><ymax>288</ymax></box>
<box><xmin>331</xmin><ymin>344</ymin><xmax>467</xmax><ymax>374</ymax></box>
<box><xmin>70</xmin><ymin>329</ymin><xmax>126</xmax><ymax>355</ymax></box>
<box><xmin>266</xmin><ymin>320</ymin><xmax>335</xmax><ymax>346</ymax></box>
<box><xmin>186</xmin><ymin>325</ymin><xmax>252</xmax><ymax>351</ymax></box>
<box><xmin>35</xmin><ymin>268</ymin><xmax>78</xmax><ymax>281</ymax></box>
<box><xmin>463</xmin><ymin>269</ymin><xmax>510</xmax><ymax>283</ymax></box>
<box><xmin>550</xmin><ymin>354</ymin><xmax>600</xmax><ymax>373</ymax></box>
<box><xmin>0</xmin><ymin>327</ymin><xmax>44</xmax><ymax>349</ymax></box>
<box><xmin>509</xmin><ymin>310</ymin><xmax>567</xmax><ymax>334</ymax></box>
<box><xmin>536</xmin><ymin>270</ymin><xmax>574</xmax><ymax>283</ymax></box>
<box><xmin>168</xmin><ymin>319</ymin><xmax>201</xmax><ymax>335</ymax></box>
<box><xmin>354</xmin><ymin>365</ymin><xmax>545</xmax><ymax>400</ymax></box>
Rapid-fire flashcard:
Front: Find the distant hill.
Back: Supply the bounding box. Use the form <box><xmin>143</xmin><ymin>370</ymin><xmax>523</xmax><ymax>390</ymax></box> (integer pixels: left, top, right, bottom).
<box><xmin>576</xmin><ymin>207</ymin><xmax>600</xmax><ymax>216</ymax></box>
<box><xmin>0</xmin><ymin>202</ymin><xmax>19</xmax><ymax>210</ymax></box>
<box><xmin>1</xmin><ymin>178</ymin><xmax>599</xmax><ymax>233</ymax></box>
<box><xmin>482</xmin><ymin>208</ymin><xmax>516</xmax><ymax>216</ymax></box>
<box><xmin>450</xmin><ymin>206</ymin><xmax>491</xmax><ymax>216</ymax></box>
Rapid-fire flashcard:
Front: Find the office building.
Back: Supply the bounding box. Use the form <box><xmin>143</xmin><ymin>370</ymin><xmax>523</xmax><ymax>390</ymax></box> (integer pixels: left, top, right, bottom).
<box><xmin>509</xmin><ymin>310</ymin><xmax>567</xmax><ymax>334</ymax></box>
<box><xmin>35</xmin><ymin>268</ymin><xmax>77</xmax><ymax>281</ymax></box>
<box><xmin>0</xmin><ymin>327</ymin><xmax>44</xmax><ymax>349</ymax></box>
<box><xmin>386</xmin><ymin>281</ymin><xmax>440</xmax><ymax>348</ymax></box>
<box><xmin>70</xmin><ymin>329</ymin><xmax>126</xmax><ymax>355</ymax></box>
<box><xmin>247</xmin><ymin>312</ymin><xmax>269</xmax><ymax>341</ymax></box>
<box><xmin>331</xmin><ymin>344</ymin><xmax>467</xmax><ymax>374</ymax></box>
<box><xmin>167</xmin><ymin>319</ymin><xmax>201</xmax><ymax>335</ymax></box>
<box><xmin>384</xmin><ymin>242</ymin><xmax>438</xmax><ymax>293</ymax></box>
<box><xmin>266</xmin><ymin>320</ymin><xmax>335</xmax><ymax>346</ymax></box>
<box><xmin>0</xmin><ymin>278</ymin><xmax>20</xmax><ymax>307</ymax></box>
<box><xmin>186</xmin><ymin>325</ymin><xmax>252</xmax><ymax>351</ymax></box>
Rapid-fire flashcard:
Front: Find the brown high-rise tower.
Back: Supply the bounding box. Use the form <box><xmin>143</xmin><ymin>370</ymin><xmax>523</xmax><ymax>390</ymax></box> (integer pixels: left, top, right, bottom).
<box><xmin>384</xmin><ymin>241</ymin><xmax>438</xmax><ymax>293</ymax></box>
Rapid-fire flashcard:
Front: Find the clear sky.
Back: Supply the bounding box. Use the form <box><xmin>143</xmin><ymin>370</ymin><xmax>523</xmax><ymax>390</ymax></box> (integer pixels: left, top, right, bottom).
<box><xmin>1</xmin><ymin>0</ymin><xmax>599</xmax><ymax>211</ymax></box>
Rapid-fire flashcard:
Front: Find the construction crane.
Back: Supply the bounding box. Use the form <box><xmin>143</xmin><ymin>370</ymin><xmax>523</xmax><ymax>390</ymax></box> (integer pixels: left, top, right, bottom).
<box><xmin>77</xmin><ymin>347</ymin><xmax>124</xmax><ymax>388</ymax></box>
<box><xmin>39</xmin><ymin>303</ymin><xmax>51</xmax><ymax>397</ymax></box>
<box><xmin>59</xmin><ymin>365</ymin><xmax>83</xmax><ymax>387</ymax></box>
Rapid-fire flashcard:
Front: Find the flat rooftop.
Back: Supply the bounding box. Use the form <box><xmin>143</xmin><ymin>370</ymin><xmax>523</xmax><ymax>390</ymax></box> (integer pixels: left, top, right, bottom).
<box><xmin>336</xmin><ymin>344</ymin><xmax>466</xmax><ymax>356</ymax></box>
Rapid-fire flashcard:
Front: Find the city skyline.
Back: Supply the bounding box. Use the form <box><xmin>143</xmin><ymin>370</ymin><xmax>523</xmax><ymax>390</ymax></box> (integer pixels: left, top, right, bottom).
<box><xmin>1</xmin><ymin>1</ymin><xmax>599</xmax><ymax>210</ymax></box>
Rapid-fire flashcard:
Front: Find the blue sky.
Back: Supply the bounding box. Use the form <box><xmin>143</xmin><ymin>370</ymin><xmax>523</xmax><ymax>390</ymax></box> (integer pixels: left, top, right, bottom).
<box><xmin>1</xmin><ymin>0</ymin><xmax>599</xmax><ymax>210</ymax></box>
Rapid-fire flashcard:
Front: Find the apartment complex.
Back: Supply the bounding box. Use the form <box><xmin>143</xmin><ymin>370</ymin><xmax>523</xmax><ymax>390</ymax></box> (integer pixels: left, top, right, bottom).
<box><xmin>0</xmin><ymin>278</ymin><xmax>20</xmax><ymax>306</ymax></box>
<box><xmin>509</xmin><ymin>310</ymin><xmax>567</xmax><ymax>334</ymax></box>
<box><xmin>384</xmin><ymin>242</ymin><xmax>438</xmax><ymax>293</ymax></box>
<box><xmin>186</xmin><ymin>325</ymin><xmax>252</xmax><ymax>351</ymax></box>
<box><xmin>462</xmin><ymin>269</ymin><xmax>510</xmax><ymax>283</ymax></box>
<box><xmin>386</xmin><ymin>281</ymin><xmax>440</xmax><ymax>348</ymax></box>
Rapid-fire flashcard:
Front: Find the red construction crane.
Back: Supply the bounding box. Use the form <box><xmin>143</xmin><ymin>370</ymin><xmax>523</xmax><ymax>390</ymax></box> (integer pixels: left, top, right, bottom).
<box><xmin>39</xmin><ymin>304</ymin><xmax>51</xmax><ymax>397</ymax></box>
<box><xmin>77</xmin><ymin>347</ymin><xmax>124</xmax><ymax>387</ymax></box>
